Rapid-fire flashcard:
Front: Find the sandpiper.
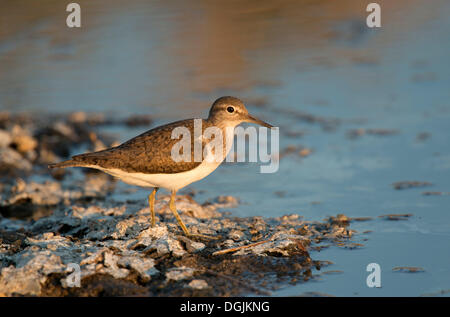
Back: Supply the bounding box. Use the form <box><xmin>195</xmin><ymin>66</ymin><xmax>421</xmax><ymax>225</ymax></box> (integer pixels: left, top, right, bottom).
<box><xmin>49</xmin><ymin>96</ymin><xmax>273</xmax><ymax>237</ymax></box>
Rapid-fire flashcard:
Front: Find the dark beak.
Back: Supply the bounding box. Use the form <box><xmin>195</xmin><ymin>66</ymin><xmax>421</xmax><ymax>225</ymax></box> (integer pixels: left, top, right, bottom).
<box><xmin>245</xmin><ymin>113</ymin><xmax>273</xmax><ymax>128</ymax></box>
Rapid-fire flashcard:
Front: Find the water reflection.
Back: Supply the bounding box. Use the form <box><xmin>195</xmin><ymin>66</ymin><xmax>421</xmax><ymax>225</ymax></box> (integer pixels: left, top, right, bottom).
<box><xmin>0</xmin><ymin>0</ymin><xmax>440</xmax><ymax>117</ymax></box>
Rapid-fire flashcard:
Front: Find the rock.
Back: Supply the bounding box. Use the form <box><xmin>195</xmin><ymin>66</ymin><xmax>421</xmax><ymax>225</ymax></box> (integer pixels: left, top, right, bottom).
<box><xmin>124</xmin><ymin>115</ymin><xmax>152</xmax><ymax>127</ymax></box>
<box><xmin>0</xmin><ymin>265</ymin><xmax>42</xmax><ymax>296</ymax></box>
<box><xmin>112</xmin><ymin>219</ymin><xmax>140</xmax><ymax>239</ymax></box>
<box><xmin>166</xmin><ymin>266</ymin><xmax>196</xmax><ymax>281</ymax></box>
<box><xmin>213</xmin><ymin>195</ymin><xmax>239</xmax><ymax>208</ymax></box>
<box><xmin>0</xmin><ymin>129</ymin><xmax>12</xmax><ymax>148</ymax></box>
<box><xmin>0</xmin><ymin>250</ymin><xmax>65</xmax><ymax>296</ymax></box>
<box><xmin>52</xmin><ymin>121</ymin><xmax>77</xmax><ymax>141</ymax></box>
<box><xmin>102</xmin><ymin>251</ymin><xmax>130</xmax><ymax>279</ymax></box>
<box><xmin>187</xmin><ymin>279</ymin><xmax>209</xmax><ymax>290</ymax></box>
<box><xmin>1</xmin><ymin>180</ymin><xmax>67</xmax><ymax>206</ymax></box>
<box><xmin>156</xmin><ymin>194</ymin><xmax>221</xmax><ymax>219</ymax></box>
<box><xmin>138</xmin><ymin>225</ymin><xmax>168</xmax><ymax>240</ymax></box>
<box><xmin>1</xmin><ymin>179</ymin><xmax>110</xmax><ymax>207</ymax></box>
<box><xmin>234</xmin><ymin>232</ymin><xmax>309</xmax><ymax>257</ymax></box>
<box><xmin>178</xmin><ymin>236</ymin><xmax>206</xmax><ymax>253</ymax></box>
<box><xmin>12</xmin><ymin>135</ymin><xmax>37</xmax><ymax>154</ymax></box>
<box><xmin>117</xmin><ymin>256</ymin><xmax>158</xmax><ymax>281</ymax></box>
<box><xmin>71</xmin><ymin>205</ymin><xmax>126</xmax><ymax>218</ymax></box>
<box><xmin>329</xmin><ymin>214</ymin><xmax>350</xmax><ymax>226</ymax></box>
<box><xmin>149</xmin><ymin>237</ymin><xmax>186</xmax><ymax>257</ymax></box>
<box><xmin>0</xmin><ymin>147</ymin><xmax>32</xmax><ymax>172</ymax></box>
<box><xmin>10</xmin><ymin>125</ymin><xmax>38</xmax><ymax>154</ymax></box>
<box><xmin>69</xmin><ymin>112</ymin><xmax>106</xmax><ymax>126</ymax></box>
<box><xmin>80</xmin><ymin>249</ymin><xmax>108</xmax><ymax>266</ymax></box>
<box><xmin>229</xmin><ymin>229</ymin><xmax>245</xmax><ymax>241</ymax></box>
<box><xmin>68</xmin><ymin>111</ymin><xmax>87</xmax><ymax>124</ymax></box>
<box><xmin>299</xmin><ymin>148</ymin><xmax>312</xmax><ymax>157</ymax></box>
<box><xmin>221</xmin><ymin>239</ymin><xmax>236</xmax><ymax>248</ymax></box>
<box><xmin>82</xmin><ymin>173</ymin><xmax>115</xmax><ymax>197</ymax></box>
<box><xmin>38</xmin><ymin>147</ymin><xmax>61</xmax><ymax>165</ymax></box>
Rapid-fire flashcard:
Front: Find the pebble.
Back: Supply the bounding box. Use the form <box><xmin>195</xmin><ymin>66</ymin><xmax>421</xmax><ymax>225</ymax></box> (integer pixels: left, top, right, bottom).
<box><xmin>166</xmin><ymin>267</ymin><xmax>196</xmax><ymax>282</ymax></box>
<box><xmin>188</xmin><ymin>279</ymin><xmax>209</xmax><ymax>290</ymax></box>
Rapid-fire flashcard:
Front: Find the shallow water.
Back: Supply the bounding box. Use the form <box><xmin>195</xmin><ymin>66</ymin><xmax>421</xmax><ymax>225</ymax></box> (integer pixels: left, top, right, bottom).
<box><xmin>1</xmin><ymin>0</ymin><xmax>450</xmax><ymax>296</ymax></box>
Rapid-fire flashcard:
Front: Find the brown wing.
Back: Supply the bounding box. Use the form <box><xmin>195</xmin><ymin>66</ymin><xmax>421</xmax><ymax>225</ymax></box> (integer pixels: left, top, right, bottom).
<box><xmin>71</xmin><ymin>119</ymin><xmax>209</xmax><ymax>174</ymax></box>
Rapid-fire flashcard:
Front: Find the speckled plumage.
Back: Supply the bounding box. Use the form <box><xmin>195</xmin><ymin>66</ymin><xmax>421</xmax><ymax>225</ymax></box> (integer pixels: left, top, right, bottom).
<box><xmin>49</xmin><ymin>96</ymin><xmax>273</xmax><ymax>177</ymax></box>
<box><xmin>49</xmin><ymin>96</ymin><xmax>273</xmax><ymax>237</ymax></box>
<box><xmin>50</xmin><ymin>118</ymin><xmax>223</xmax><ymax>174</ymax></box>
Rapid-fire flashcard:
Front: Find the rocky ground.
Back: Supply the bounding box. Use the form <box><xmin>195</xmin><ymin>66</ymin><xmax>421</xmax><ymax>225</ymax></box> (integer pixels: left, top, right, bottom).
<box><xmin>0</xmin><ymin>111</ymin><xmax>362</xmax><ymax>296</ymax></box>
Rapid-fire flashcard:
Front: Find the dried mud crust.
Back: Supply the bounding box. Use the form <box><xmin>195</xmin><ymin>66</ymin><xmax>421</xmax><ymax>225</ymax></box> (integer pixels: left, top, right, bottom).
<box><xmin>40</xmin><ymin>245</ymin><xmax>314</xmax><ymax>297</ymax></box>
<box><xmin>0</xmin><ymin>190</ymin><xmax>359</xmax><ymax>296</ymax></box>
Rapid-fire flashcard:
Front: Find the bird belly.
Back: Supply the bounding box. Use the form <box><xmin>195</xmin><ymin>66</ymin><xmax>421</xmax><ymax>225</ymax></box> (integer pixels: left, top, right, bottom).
<box><xmin>98</xmin><ymin>160</ymin><xmax>222</xmax><ymax>191</ymax></box>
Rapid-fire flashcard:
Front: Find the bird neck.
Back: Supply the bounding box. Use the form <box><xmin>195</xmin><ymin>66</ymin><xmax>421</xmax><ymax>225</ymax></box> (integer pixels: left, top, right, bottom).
<box><xmin>203</xmin><ymin>117</ymin><xmax>237</xmax><ymax>162</ymax></box>
<box><xmin>206</xmin><ymin>116</ymin><xmax>238</xmax><ymax>130</ymax></box>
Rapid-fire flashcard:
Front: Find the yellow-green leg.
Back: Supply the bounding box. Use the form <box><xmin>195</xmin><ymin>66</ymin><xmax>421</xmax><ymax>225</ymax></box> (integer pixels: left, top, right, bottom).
<box><xmin>169</xmin><ymin>190</ymin><xmax>190</xmax><ymax>235</ymax></box>
<box><xmin>168</xmin><ymin>190</ymin><xmax>217</xmax><ymax>239</ymax></box>
<box><xmin>148</xmin><ymin>187</ymin><xmax>159</xmax><ymax>227</ymax></box>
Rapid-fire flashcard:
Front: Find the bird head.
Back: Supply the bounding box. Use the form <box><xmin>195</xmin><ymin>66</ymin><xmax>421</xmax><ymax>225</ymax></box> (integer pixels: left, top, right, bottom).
<box><xmin>208</xmin><ymin>96</ymin><xmax>273</xmax><ymax>128</ymax></box>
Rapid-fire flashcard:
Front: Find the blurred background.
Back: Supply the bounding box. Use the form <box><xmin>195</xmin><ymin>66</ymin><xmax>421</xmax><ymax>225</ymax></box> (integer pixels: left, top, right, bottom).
<box><xmin>1</xmin><ymin>0</ymin><xmax>450</xmax><ymax>296</ymax></box>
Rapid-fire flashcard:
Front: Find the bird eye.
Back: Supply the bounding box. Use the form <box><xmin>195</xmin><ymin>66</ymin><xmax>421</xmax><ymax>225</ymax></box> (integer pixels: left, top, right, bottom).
<box><xmin>227</xmin><ymin>106</ymin><xmax>235</xmax><ymax>113</ymax></box>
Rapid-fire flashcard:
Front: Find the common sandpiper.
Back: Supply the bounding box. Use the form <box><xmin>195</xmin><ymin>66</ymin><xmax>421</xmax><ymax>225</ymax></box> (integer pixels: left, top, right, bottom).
<box><xmin>49</xmin><ymin>96</ymin><xmax>273</xmax><ymax>238</ymax></box>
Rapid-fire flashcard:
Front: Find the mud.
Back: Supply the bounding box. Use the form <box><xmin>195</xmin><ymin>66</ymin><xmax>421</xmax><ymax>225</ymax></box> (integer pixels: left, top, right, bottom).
<box><xmin>347</xmin><ymin>128</ymin><xmax>399</xmax><ymax>139</ymax></box>
<box><xmin>392</xmin><ymin>181</ymin><xmax>432</xmax><ymax>190</ymax></box>
<box><xmin>0</xmin><ymin>190</ymin><xmax>357</xmax><ymax>296</ymax></box>
<box><xmin>392</xmin><ymin>267</ymin><xmax>425</xmax><ymax>273</ymax></box>
<box><xmin>422</xmin><ymin>191</ymin><xmax>450</xmax><ymax>196</ymax></box>
<box><xmin>378</xmin><ymin>214</ymin><xmax>413</xmax><ymax>221</ymax></box>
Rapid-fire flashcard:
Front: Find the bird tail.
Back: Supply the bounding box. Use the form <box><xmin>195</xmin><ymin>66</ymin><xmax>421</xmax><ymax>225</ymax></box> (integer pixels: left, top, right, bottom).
<box><xmin>49</xmin><ymin>148</ymin><xmax>115</xmax><ymax>169</ymax></box>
